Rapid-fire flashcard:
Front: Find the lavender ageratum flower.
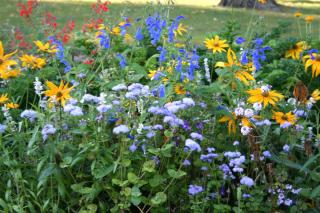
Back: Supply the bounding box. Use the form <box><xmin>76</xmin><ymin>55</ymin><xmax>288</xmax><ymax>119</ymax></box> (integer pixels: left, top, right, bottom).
<box><xmin>116</xmin><ymin>54</ymin><xmax>127</xmax><ymax>69</ymax></box>
<box><xmin>82</xmin><ymin>94</ymin><xmax>101</xmax><ymax>104</ymax></box>
<box><xmin>241</xmin><ymin>126</ymin><xmax>251</xmax><ymax>136</ymax></box>
<box><xmin>243</xmin><ymin>193</ymin><xmax>251</xmax><ymax>198</ymax></box>
<box><xmin>294</xmin><ymin>109</ymin><xmax>307</xmax><ymax>118</ymax></box>
<box><xmin>0</xmin><ymin>124</ymin><xmax>7</xmax><ymax>134</ymax></box>
<box><xmin>183</xmin><ymin>159</ymin><xmax>191</xmax><ymax>166</ymax></box>
<box><xmin>153</xmin><ymin>124</ymin><xmax>163</xmax><ymax>130</ymax></box>
<box><xmin>70</xmin><ymin>106</ymin><xmax>83</xmax><ymax>116</ymax></box>
<box><xmin>21</xmin><ymin>110</ymin><xmax>38</xmax><ymax>122</ymax></box>
<box><xmin>284</xmin><ymin>199</ymin><xmax>293</xmax><ymax>206</ymax></box>
<box><xmin>263</xmin><ymin>151</ymin><xmax>271</xmax><ymax>158</ymax></box>
<box><xmin>188</xmin><ymin>185</ymin><xmax>204</xmax><ymax>196</ymax></box>
<box><xmin>283</xmin><ymin>144</ymin><xmax>290</xmax><ymax>153</ymax></box>
<box><xmin>240</xmin><ymin>176</ymin><xmax>254</xmax><ymax>187</ymax></box>
<box><xmin>235</xmin><ymin>37</ymin><xmax>246</xmax><ymax>45</ymax></box>
<box><xmin>253</xmin><ymin>102</ymin><xmax>262</xmax><ymax>111</ymax></box>
<box><xmin>146</xmin><ymin>131</ymin><xmax>155</xmax><ymax>138</ymax></box>
<box><xmin>185</xmin><ymin>139</ymin><xmax>201</xmax><ymax>152</ymax></box>
<box><xmin>244</xmin><ymin>109</ymin><xmax>254</xmax><ymax>118</ymax></box>
<box><xmin>190</xmin><ymin>132</ymin><xmax>204</xmax><ymax>141</ymax></box>
<box><xmin>97</xmin><ymin>104</ymin><xmax>112</xmax><ymax>113</ymax></box>
<box><xmin>233</xmin><ymin>141</ymin><xmax>239</xmax><ymax>146</ymax></box>
<box><xmin>113</xmin><ymin>125</ymin><xmax>130</xmax><ymax>135</ymax></box>
<box><xmin>41</xmin><ymin>124</ymin><xmax>56</xmax><ymax>141</ymax></box>
<box><xmin>182</xmin><ymin>98</ymin><xmax>195</xmax><ymax>107</ymax></box>
<box><xmin>112</xmin><ymin>83</ymin><xmax>127</xmax><ymax>91</ymax></box>
<box><xmin>129</xmin><ymin>143</ymin><xmax>137</xmax><ymax>152</ymax></box>
<box><xmin>280</xmin><ymin>121</ymin><xmax>292</xmax><ymax>129</ymax></box>
<box><xmin>224</xmin><ymin>151</ymin><xmax>241</xmax><ymax>158</ymax></box>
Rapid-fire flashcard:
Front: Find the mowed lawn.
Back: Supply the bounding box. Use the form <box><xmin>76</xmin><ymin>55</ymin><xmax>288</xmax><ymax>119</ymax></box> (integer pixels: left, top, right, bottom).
<box><xmin>0</xmin><ymin>0</ymin><xmax>319</xmax><ymax>43</ymax></box>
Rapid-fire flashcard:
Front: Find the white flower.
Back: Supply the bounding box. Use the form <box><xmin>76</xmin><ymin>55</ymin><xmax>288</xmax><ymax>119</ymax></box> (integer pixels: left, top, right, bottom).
<box><xmin>33</xmin><ymin>77</ymin><xmax>43</xmax><ymax>95</ymax></box>
<box><xmin>244</xmin><ymin>109</ymin><xmax>254</xmax><ymax>118</ymax></box>
<box><xmin>113</xmin><ymin>125</ymin><xmax>130</xmax><ymax>134</ymax></box>
<box><xmin>234</xmin><ymin>107</ymin><xmax>244</xmax><ymax>116</ymax></box>
<box><xmin>253</xmin><ymin>102</ymin><xmax>262</xmax><ymax>111</ymax></box>
<box><xmin>240</xmin><ymin>126</ymin><xmax>251</xmax><ymax>136</ymax></box>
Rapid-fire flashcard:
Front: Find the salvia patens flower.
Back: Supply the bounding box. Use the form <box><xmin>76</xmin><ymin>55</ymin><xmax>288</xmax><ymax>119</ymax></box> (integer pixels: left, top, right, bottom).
<box><xmin>42</xmin><ymin>124</ymin><xmax>56</xmax><ymax>141</ymax></box>
<box><xmin>49</xmin><ymin>36</ymin><xmax>71</xmax><ymax>73</ymax></box>
<box><xmin>97</xmin><ymin>30</ymin><xmax>110</xmax><ymax>49</ymax></box>
<box><xmin>190</xmin><ymin>132</ymin><xmax>204</xmax><ymax>141</ymax></box>
<box><xmin>135</xmin><ymin>27</ymin><xmax>144</xmax><ymax>41</ymax></box>
<box><xmin>235</xmin><ymin>37</ymin><xmax>246</xmax><ymax>45</ymax></box>
<box><xmin>21</xmin><ymin>110</ymin><xmax>38</xmax><ymax>122</ymax></box>
<box><xmin>129</xmin><ymin>143</ymin><xmax>137</xmax><ymax>152</ymax></box>
<box><xmin>113</xmin><ymin>125</ymin><xmax>130</xmax><ymax>134</ymax></box>
<box><xmin>188</xmin><ymin>48</ymin><xmax>200</xmax><ymax>81</ymax></box>
<box><xmin>116</xmin><ymin>53</ymin><xmax>127</xmax><ymax>69</ymax></box>
<box><xmin>112</xmin><ymin>83</ymin><xmax>127</xmax><ymax>91</ymax></box>
<box><xmin>185</xmin><ymin>138</ymin><xmax>201</xmax><ymax>152</ymax></box>
<box><xmin>240</xmin><ymin>176</ymin><xmax>254</xmax><ymax>187</ymax></box>
<box><xmin>168</xmin><ymin>15</ymin><xmax>184</xmax><ymax>43</ymax></box>
<box><xmin>158</xmin><ymin>46</ymin><xmax>166</xmax><ymax>64</ymax></box>
<box><xmin>188</xmin><ymin>185</ymin><xmax>204</xmax><ymax>196</ymax></box>
<box><xmin>145</xmin><ymin>13</ymin><xmax>166</xmax><ymax>45</ymax></box>
<box><xmin>158</xmin><ymin>84</ymin><xmax>165</xmax><ymax>98</ymax></box>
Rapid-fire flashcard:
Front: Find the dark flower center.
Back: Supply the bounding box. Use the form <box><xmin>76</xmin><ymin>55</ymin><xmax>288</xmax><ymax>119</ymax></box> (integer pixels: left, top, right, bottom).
<box><xmin>262</xmin><ymin>91</ymin><xmax>269</xmax><ymax>97</ymax></box>
<box><xmin>0</xmin><ymin>59</ymin><xmax>3</xmax><ymax>64</ymax></box>
<box><xmin>56</xmin><ymin>91</ymin><xmax>63</xmax><ymax>98</ymax></box>
<box><xmin>214</xmin><ymin>42</ymin><xmax>220</xmax><ymax>47</ymax></box>
<box><xmin>315</xmin><ymin>55</ymin><xmax>320</xmax><ymax>61</ymax></box>
<box><xmin>281</xmin><ymin>115</ymin><xmax>288</xmax><ymax>121</ymax></box>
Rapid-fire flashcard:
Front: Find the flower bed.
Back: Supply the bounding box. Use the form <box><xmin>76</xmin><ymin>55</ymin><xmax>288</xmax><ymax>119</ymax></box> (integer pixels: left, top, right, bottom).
<box><xmin>0</xmin><ymin>0</ymin><xmax>320</xmax><ymax>212</ymax></box>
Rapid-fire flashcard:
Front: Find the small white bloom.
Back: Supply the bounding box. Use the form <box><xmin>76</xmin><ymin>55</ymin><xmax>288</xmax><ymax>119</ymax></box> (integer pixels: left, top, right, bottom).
<box><xmin>240</xmin><ymin>126</ymin><xmax>251</xmax><ymax>136</ymax></box>
<box><xmin>253</xmin><ymin>102</ymin><xmax>262</xmax><ymax>111</ymax></box>
<box><xmin>113</xmin><ymin>125</ymin><xmax>130</xmax><ymax>134</ymax></box>
<box><xmin>234</xmin><ymin>107</ymin><xmax>244</xmax><ymax>116</ymax></box>
<box><xmin>244</xmin><ymin>109</ymin><xmax>254</xmax><ymax>118</ymax></box>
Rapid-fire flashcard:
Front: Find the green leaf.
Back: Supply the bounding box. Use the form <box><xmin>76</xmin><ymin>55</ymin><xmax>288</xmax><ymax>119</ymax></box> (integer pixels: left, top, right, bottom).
<box><xmin>149</xmin><ymin>175</ymin><xmax>165</xmax><ymax>187</ymax></box>
<box><xmin>167</xmin><ymin>169</ymin><xmax>186</xmax><ymax>179</ymax></box>
<box><xmin>142</xmin><ymin>160</ymin><xmax>156</xmax><ymax>173</ymax></box>
<box><xmin>151</xmin><ymin>192</ymin><xmax>167</xmax><ymax>206</ymax></box>
<box><xmin>127</xmin><ymin>172</ymin><xmax>139</xmax><ymax>184</ymax></box>
<box><xmin>311</xmin><ymin>185</ymin><xmax>320</xmax><ymax>198</ymax></box>
<box><xmin>92</xmin><ymin>164</ymin><xmax>114</xmax><ymax>179</ymax></box>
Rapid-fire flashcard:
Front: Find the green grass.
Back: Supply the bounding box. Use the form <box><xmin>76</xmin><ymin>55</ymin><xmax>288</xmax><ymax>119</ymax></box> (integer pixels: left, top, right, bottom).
<box><xmin>0</xmin><ymin>0</ymin><xmax>319</xmax><ymax>43</ymax></box>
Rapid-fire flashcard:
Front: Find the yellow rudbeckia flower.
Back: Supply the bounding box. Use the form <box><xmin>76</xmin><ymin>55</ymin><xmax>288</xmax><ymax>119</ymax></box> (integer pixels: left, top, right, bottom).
<box><xmin>204</xmin><ymin>35</ymin><xmax>229</xmax><ymax>54</ymax></box>
<box><xmin>44</xmin><ymin>81</ymin><xmax>74</xmax><ymax>106</ymax></box>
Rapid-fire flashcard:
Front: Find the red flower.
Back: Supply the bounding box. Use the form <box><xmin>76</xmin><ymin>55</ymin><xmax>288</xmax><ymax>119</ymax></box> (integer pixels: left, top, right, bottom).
<box><xmin>18</xmin><ymin>0</ymin><xmax>38</xmax><ymax>18</ymax></box>
<box><xmin>91</xmin><ymin>1</ymin><xmax>110</xmax><ymax>14</ymax></box>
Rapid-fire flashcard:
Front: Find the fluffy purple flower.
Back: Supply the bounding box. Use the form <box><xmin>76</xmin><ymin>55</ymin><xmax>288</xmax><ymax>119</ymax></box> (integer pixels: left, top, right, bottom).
<box><xmin>190</xmin><ymin>132</ymin><xmax>204</xmax><ymax>141</ymax></box>
<box><xmin>113</xmin><ymin>125</ymin><xmax>130</xmax><ymax>134</ymax></box>
<box><xmin>283</xmin><ymin>144</ymin><xmax>290</xmax><ymax>153</ymax></box>
<box><xmin>188</xmin><ymin>185</ymin><xmax>204</xmax><ymax>196</ymax></box>
<box><xmin>21</xmin><ymin>110</ymin><xmax>38</xmax><ymax>122</ymax></box>
<box><xmin>240</xmin><ymin>176</ymin><xmax>254</xmax><ymax>187</ymax></box>
<box><xmin>185</xmin><ymin>139</ymin><xmax>201</xmax><ymax>152</ymax></box>
<box><xmin>42</xmin><ymin>124</ymin><xmax>56</xmax><ymax>141</ymax></box>
<box><xmin>97</xmin><ymin>104</ymin><xmax>112</xmax><ymax>113</ymax></box>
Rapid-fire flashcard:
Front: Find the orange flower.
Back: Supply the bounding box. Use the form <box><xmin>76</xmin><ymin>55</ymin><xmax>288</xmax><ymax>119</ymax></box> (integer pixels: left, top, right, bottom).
<box><xmin>305</xmin><ymin>16</ymin><xmax>314</xmax><ymax>23</ymax></box>
<box><xmin>294</xmin><ymin>12</ymin><xmax>302</xmax><ymax>18</ymax></box>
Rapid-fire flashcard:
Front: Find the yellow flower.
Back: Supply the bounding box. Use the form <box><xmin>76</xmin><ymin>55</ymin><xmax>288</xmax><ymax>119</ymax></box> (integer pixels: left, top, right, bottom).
<box><xmin>216</xmin><ymin>49</ymin><xmax>255</xmax><ymax>85</ymax></box>
<box><xmin>311</xmin><ymin>89</ymin><xmax>320</xmax><ymax>102</ymax></box>
<box><xmin>20</xmin><ymin>54</ymin><xmax>46</xmax><ymax>69</ymax></box>
<box><xmin>258</xmin><ymin>0</ymin><xmax>267</xmax><ymax>4</ymax></box>
<box><xmin>273</xmin><ymin>111</ymin><xmax>297</xmax><ymax>125</ymax></box>
<box><xmin>5</xmin><ymin>102</ymin><xmax>19</xmax><ymax>109</ymax></box>
<box><xmin>204</xmin><ymin>35</ymin><xmax>229</xmax><ymax>54</ymax></box>
<box><xmin>0</xmin><ymin>94</ymin><xmax>9</xmax><ymax>104</ymax></box>
<box><xmin>303</xmin><ymin>53</ymin><xmax>320</xmax><ymax>78</ymax></box>
<box><xmin>0</xmin><ymin>69</ymin><xmax>21</xmax><ymax>80</ymax></box>
<box><xmin>174</xmin><ymin>23</ymin><xmax>187</xmax><ymax>37</ymax></box>
<box><xmin>44</xmin><ymin>81</ymin><xmax>74</xmax><ymax>106</ymax></box>
<box><xmin>34</xmin><ymin>40</ymin><xmax>57</xmax><ymax>53</ymax></box>
<box><xmin>305</xmin><ymin>16</ymin><xmax>314</xmax><ymax>23</ymax></box>
<box><xmin>174</xmin><ymin>84</ymin><xmax>186</xmax><ymax>95</ymax></box>
<box><xmin>247</xmin><ymin>87</ymin><xmax>284</xmax><ymax>107</ymax></box>
<box><xmin>124</xmin><ymin>34</ymin><xmax>133</xmax><ymax>43</ymax></box>
<box><xmin>285</xmin><ymin>41</ymin><xmax>306</xmax><ymax>60</ymax></box>
<box><xmin>0</xmin><ymin>41</ymin><xmax>17</xmax><ymax>73</ymax></box>
<box><xmin>110</xmin><ymin>26</ymin><xmax>121</xmax><ymax>36</ymax></box>
<box><xmin>175</xmin><ymin>43</ymin><xmax>185</xmax><ymax>48</ymax></box>
<box><xmin>162</xmin><ymin>77</ymin><xmax>169</xmax><ymax>84</ymax></box>
<box><xmin>219</xmin><ymin>113</ymin><xmax>251</xmax><ymax>135</ymax></box>
<box><xmin>148</xmin><ymin>70</ymin><xmax>158</xmax><ymax>80</ymax></box>
<box><xmin>294</xmin><ymin>12</ymin><xmax>302</xmax><ymax>18</ymax></box>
